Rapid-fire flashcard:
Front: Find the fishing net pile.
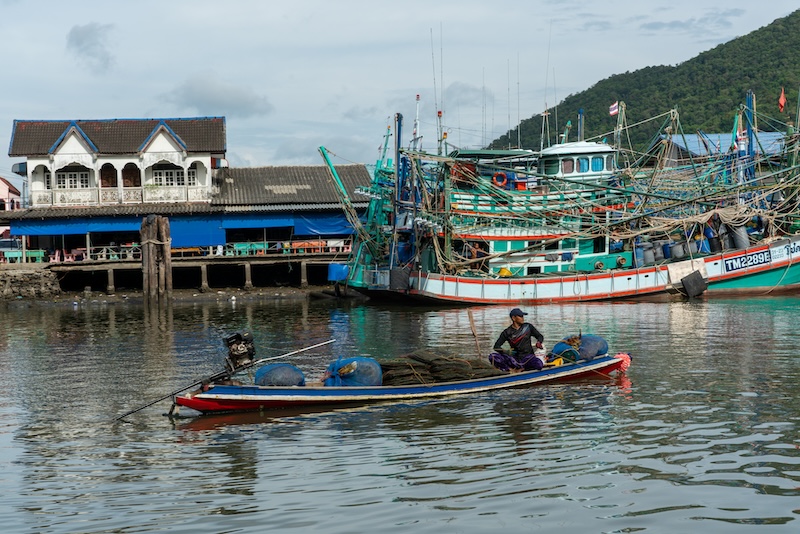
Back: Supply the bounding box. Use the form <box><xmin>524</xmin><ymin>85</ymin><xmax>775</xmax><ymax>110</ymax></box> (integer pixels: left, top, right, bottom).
<box><xmin>380</xmin><ymin>349</ymin><xmax>505</xmax><ymax>386</ymax></box>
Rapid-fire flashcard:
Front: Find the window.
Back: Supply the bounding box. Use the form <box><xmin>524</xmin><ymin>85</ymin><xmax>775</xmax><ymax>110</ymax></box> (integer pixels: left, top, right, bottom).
<box><xmin>44</xmin><ymin>172</ymin><xmax>51</xmax><ymax>189</ymax></box>
<box><xmin>542</xmin><ymin>159</ymin><xmax>559</xmax><ymax>176</ymax></box>
<box><xmin>56</xmin><ymin>171</ymin><xmax>89</xmax><ymax>189</ymax></box>
<box><xmin>577</xmin><ymin>158</ymin><xmax>589</xmax><ymax>173</ymax></box>
<box><xmin>591</xmin><ymin>156</ymin><xmax>604</xmax><ymax>172</ymax></box>
<box><xmin>153</xmin><ymin>167</ymin><xmax>185</xmax><ymax>186</ymax></box>
<box><xmin>561</xmin><ymin>159</ymin><xmax>574</xmax><ymax>174</ymax></box>
<box><xmin>187</xmin><ymin>168</ymin><xmax>197</xmax><ymax>186</ymax></box>
<box><xmin>606</xmin><ymin>155</ymin><xmax>614</xmax><ymax>171</ymax></box>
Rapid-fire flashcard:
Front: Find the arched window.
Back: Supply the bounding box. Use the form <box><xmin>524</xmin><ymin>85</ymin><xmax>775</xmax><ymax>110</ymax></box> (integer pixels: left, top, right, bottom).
<box><xmin>100</xmin><ymin>163</ymin><xmax>117</xmax><ymax>187</ymax></box>
<box><xmin>122</xmin><ymin>163</ymin><xmax>141</xmax><ymax>187</ymax></box>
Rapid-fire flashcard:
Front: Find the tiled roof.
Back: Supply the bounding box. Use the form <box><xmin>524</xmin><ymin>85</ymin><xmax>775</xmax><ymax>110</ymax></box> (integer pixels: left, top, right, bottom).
<box><xmin>8</xmin><ymin>117</ymin><xmax>226</xmax><ymax>156</ymax></box>
<box><xmin>212</xmin><ymin>164</ymin><xmax>371</xmax><ymax>206</ymax></box>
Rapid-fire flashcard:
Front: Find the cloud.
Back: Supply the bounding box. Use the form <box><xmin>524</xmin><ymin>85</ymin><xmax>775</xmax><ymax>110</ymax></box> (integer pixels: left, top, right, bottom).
<box><xmin>66</xmin><ymin>22</ymin><xmax>115</xmax><ymax>74</ymax></box>
<box><xmin>639</xmin><ymin>8</ymin><xmax>746</xmax><ymax>36</ymax></box>
<box><xmin>163</xmin><ymin>77</ymin><xmax>274</xmax><ymax>119</ymax></box>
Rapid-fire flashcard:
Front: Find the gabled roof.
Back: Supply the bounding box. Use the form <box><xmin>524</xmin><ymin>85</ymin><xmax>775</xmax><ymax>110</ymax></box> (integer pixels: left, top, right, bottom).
<box><xmin>212</xmin><ymin>165</ymin><xmax>371</xmax><ymax>206</ymax></box>
<box><xmin>8</xmin><ymin>117</ymin><xmax>226</xmax><ymax>157</ymax></box>
<box><xmin>0</xmin><ymin>177</ymin><xmax>21</xmax><ymax>196</ymax></box>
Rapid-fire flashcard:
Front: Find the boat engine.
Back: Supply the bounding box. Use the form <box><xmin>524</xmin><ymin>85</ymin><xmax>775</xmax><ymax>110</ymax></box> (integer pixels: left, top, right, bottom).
<box><xmin>224</xmin><ymin>331</ymin><xmax>256</xmax><ymax>372</ymax></box>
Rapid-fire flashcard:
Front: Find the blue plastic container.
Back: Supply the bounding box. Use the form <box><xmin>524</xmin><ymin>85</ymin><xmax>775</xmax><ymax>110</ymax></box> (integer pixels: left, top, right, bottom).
<box><xmin>327</xmin><ymin>263</ymin><xmax>350</xmax><ymax>282</ymax></box>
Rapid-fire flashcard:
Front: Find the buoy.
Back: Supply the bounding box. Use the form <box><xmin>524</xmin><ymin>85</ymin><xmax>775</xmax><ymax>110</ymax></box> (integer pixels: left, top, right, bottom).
<box><xmin>492</xmin><ymin>172</ymin><xmax>508</xmax><ymax>188</ymax></box>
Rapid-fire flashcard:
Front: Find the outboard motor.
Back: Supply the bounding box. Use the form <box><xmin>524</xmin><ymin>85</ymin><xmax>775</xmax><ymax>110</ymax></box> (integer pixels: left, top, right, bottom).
<box><xmin>224</xmin><ymin>331</ymin><xmax>256</xmax><ymax>372</ymax></box>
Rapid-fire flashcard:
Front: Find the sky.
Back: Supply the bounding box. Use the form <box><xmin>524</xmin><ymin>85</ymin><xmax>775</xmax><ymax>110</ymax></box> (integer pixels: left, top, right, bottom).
<box><xmin>1</xmin><ymin>0</ymin><xmax>798</xmax><ymax>192</ymax></box>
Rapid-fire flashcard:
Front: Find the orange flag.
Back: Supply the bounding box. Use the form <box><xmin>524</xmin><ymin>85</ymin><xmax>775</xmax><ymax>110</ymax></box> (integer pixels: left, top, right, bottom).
<box><xmin>779</xmin><ymin>87</ymin><xmax>787</xmax><ymax>112</ymax></box>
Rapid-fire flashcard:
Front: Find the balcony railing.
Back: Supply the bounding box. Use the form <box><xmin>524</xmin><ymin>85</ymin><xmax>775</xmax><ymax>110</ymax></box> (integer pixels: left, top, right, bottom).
<box><xmin>30</xmin><ymin>186</ymin><xmax>211</xmax><ymax>207</ymax></box>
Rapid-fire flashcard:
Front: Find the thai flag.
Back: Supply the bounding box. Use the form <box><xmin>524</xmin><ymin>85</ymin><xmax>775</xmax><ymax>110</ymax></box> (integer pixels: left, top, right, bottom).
<box><xmin>609</xmin><ymin>101</ymin><xmax>619</xmax><ymax>116</ymax></box>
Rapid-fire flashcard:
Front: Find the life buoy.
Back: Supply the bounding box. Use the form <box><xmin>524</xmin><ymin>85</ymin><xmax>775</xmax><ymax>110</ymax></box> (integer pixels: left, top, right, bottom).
<box><xmin>492</xmin><ymin>172</ymin><xmax>508</xmax><ymax>188</ymax></box>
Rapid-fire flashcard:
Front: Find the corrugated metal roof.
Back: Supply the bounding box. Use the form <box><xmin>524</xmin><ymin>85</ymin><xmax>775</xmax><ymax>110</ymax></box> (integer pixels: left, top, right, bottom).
<box><xmin>0</xmin><ymin>203</ymin><xmax>215</xmax><ymax>220</ymax></box>
<box><xmin>218</xmin><ymin>202</ymin><xmax>369</xmax><ymax>212</ymax></box>
<box><xmin>8</xmin><ymin>117</ymin><xmax>226</xmax><ymax>156</ymax></box>
<box><xmin>212</xmin><ymin>164</ymin><xmax>371</xmax><ymax>206</ymax></box>
<box><xmin>663</xmin><ymin>132</ymin><xmax>786</xmax><ymax>156</ymax></box>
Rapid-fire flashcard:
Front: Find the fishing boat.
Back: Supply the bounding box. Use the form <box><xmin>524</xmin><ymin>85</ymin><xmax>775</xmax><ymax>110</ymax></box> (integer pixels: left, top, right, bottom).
<box><xmin>172</xmin><ymin>352</ymin><xmax>631</xmax><ymax>415</ymax></box>
<box><xmin>321</xmin><ymin>93</ymin><xmax>800</xmax><ymax>304</ymax></box>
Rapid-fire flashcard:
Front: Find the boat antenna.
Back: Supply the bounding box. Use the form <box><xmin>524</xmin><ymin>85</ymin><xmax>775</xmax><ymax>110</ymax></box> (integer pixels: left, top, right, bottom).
<box><xmin>541</xmin><ymin>20</ymin><xmax>553</xmax><ymax>150</ymax></box>
<box><xmin>517</xmin><ymin>53</ymin><xmax>521</xmax><ymax>148</ymax></box>
<box><xmin>482</xmin><ymin>68</ymin><xmax>486</xmax><ymax>147</ymax></box>
<box><xmin>430</xmin><ymin>27</ymin><xmax>445</xmax><ymax>155</ymax></box>
<box><xmin>430</xmin><ymin>28</ymin><xmax>439</xmax><ymax>115</ymax></box>
<box><xmin>507</xmin><ymin>58</ymin><xmax>512</xmax><ymax>149</ymax></box>
<box><xmin>552</xmin><ymin>67</ymin><xmax>558</xmax><ymax>143</ymax></box>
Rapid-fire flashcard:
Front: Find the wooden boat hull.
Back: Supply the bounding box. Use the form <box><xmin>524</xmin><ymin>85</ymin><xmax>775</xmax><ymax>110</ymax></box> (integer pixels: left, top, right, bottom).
<box><xmin>175</xmin><ymin>355</ymin><xmax>627</xmax><ymax>414</ymax></box>
<box><xmin>403</xmin><ymin>235</ymin><xmax>800</xmax><ymax>304</ymax></box>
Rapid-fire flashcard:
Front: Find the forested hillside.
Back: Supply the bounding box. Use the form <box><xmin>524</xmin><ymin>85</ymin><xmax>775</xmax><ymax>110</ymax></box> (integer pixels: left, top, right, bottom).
<box><xmin>489</xmin><ymin>10</ymin><xmax>800</xmax><ymax>152</ymax></box>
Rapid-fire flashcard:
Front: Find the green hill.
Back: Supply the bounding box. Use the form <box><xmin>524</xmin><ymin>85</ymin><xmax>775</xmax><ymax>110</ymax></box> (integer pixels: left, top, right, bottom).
<box><xmin>489</xmin><ymin>9</ymin><xmax>800</xmax><ymax>152</ymax></box>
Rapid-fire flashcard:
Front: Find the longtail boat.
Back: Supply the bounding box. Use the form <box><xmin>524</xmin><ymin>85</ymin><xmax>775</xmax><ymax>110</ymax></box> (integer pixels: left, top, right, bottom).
<box><xmin>173</xmin><ymin>353</ymin><xmax>631</xmax><ymax>415</ymax></box>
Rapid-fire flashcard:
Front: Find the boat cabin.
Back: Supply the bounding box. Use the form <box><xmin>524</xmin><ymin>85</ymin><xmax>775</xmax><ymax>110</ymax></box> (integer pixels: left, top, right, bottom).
<box><xmin>536</xmin><ymin>141</ymin><xmax>616</xmax><ymax>183</ymax></box>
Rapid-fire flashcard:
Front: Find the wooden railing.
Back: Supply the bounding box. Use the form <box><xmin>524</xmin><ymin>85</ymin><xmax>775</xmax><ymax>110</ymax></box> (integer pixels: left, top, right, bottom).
<box><xmin>37</xmin><ymin>238</ymin><xmax>352</xmax><ymax>263</ymax></box>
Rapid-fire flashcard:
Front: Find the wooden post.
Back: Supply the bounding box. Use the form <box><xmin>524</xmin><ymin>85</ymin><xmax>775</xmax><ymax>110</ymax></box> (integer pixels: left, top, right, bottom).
<box><xmin>141</xmin><ymin>217</ymin><xmax>150</xmax><ymax>299</ymax></box>
<box><xmin>243</xmin><ymin>262</ymin><xmax>253</xmax><ymax>290</ymax></box>
<box><xmin>106</xmin><ymin>267</ymin><xmax>115</xmax><ymax>294</ymax></box>
<box><xmin>141</xmin><ymin>214</ymin><xmax>172</xmax><ymax>308</ymax></box>
<box><xmin>200</xmin><ymin>264</ymin><xmax>210</xmax><ymax>292</ymax></box>
<box><xmin>159</xmin><ymin>216</ymin><xmax>173</xmax><ymax>300</ymax></box>
<box><xmin>300</xmin><ymin>260</ymin><xmax>308</xmax><ymax>288</ymax></box>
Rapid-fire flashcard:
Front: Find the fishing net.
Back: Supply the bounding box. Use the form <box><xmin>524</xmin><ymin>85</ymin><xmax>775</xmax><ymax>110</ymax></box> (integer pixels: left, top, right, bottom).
<box><xmin>381</xmin><ymin>349</ymin><xmax>505</xmax><ymax>386</ymax></box>
<box><xmin>323</xmin><ymin>357</ymin><xmax>383</xmax><ymax>386</ymax></box>
<box><xmin>550</xmin><ymin>334</ymin><xmax>609</xmax><ymax>362</ymax></box>
<box><xmin>254</xmin><ymin>363</ymin><xmax>306</xmax><ymax>386</ymax></box>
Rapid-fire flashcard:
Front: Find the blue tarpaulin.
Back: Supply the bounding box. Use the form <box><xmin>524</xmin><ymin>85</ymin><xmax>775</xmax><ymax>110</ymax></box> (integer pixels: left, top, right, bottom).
<box><xmin>10</xmin><ymin>212</ymin><xmax>355</xmax><ymax>247</ymax></box>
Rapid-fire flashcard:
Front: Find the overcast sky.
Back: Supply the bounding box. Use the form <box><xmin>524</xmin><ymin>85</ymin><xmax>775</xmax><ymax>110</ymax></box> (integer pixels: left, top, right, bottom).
<box><xmin>1</xmin><ymin>0</ymin><xmax>797</xmax><ymax>191</ymax></box>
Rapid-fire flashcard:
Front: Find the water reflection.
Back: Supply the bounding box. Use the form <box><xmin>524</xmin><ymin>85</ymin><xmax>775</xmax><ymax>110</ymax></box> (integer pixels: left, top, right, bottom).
<box><xmin>2</xmin><ymin>297</ymin><xmax>800</xmax><ymax>532</ymax></box>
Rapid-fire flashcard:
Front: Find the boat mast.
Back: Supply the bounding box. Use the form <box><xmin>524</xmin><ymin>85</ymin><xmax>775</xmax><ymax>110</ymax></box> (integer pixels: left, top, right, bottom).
<box><xmin>410</xmin><ymin>94</ymin><xmax>422</xmax><ymax>151</ymax></box>
<box><xmin>389</xmin><ymin>113</ymin><xmax>403</xmax><ymax>268</ymax></box>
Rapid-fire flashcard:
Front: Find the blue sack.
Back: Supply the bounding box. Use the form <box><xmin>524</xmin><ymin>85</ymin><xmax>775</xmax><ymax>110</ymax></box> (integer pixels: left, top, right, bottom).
<box><xmin>323</xmin><ymin>357</ymin><xmax>383</xmax><ymax>386</ymax></box>
<box><xmin>254</xmin><ymin>363</ymin><xmax>305</xmax><ymax>386</ymax></box>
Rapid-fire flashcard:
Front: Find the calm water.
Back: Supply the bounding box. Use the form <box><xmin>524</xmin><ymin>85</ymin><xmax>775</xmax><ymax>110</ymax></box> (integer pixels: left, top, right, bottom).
<box><xmin>1</xmin><ymin>295</ymin><xmax>799</xmax><ymax>533</ymax></box>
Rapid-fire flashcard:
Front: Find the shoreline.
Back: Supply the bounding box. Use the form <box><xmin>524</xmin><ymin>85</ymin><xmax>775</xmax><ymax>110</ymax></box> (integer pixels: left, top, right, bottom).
<box><xmin>1</xmin><ymin>284</ymin><xmax>365</xmax><ymax>307</ymax></box>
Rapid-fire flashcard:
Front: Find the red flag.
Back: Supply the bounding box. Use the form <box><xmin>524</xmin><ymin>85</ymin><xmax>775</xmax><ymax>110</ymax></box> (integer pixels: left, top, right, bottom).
<box><xmin>778</xmin><ymin>87</ymin><xmax>787</xmax><ymax>112</ymax></box>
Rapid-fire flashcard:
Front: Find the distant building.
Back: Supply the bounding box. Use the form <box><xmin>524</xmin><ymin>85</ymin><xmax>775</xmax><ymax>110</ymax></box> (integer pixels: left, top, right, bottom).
<box><xmin>0</xmin><ymin>177</ymin><xmax>21</xmax><ymax>238</ymax></box>
<box><xmin>654</xmin><ymin>131</ymin><xmax>786</xmax><ymax>167</ymax></box>
<box><xmin>3</xmin><ymin>117</ymin><xmax>369</xmax><ymax>270</ymax></box>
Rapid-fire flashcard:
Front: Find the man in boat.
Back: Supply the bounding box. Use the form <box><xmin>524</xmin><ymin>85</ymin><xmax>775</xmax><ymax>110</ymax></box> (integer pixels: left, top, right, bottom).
<box><xmin>489</xmin><ymin>308</ymin><xmax>545</xmax><ymax>372</ymax></box>
<box><xmin>468</xmin><ymin>242</ymin><xmax>489</xmax><ymax>272</ymax></box>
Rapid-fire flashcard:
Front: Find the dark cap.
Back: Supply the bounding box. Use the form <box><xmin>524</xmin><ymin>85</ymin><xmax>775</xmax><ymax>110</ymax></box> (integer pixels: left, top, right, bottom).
<box><xmin>509</xmin><ymin>308</ymin><xmax>527</xmax><ymax>317</ymax></box>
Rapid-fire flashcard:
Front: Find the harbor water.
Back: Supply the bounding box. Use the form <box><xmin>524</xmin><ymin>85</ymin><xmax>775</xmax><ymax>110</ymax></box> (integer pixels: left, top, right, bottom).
<box><xmin>1</xmin><ymin>295</ymin><xmax>800</xmax><ymax>532</ymax></box>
